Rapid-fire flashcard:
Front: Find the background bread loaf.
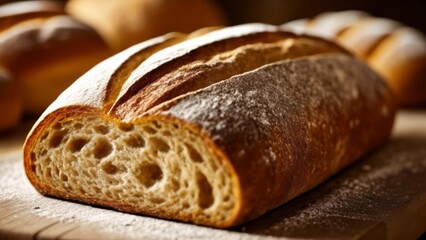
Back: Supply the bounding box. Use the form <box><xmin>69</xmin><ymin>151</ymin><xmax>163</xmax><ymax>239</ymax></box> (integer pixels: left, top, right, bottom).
<box><xmin>0</xmin><ymin>1</ymin><xmax>110</xmax><ymax>131</ymax></box>
<box><xmin>66</xmin><ymin>0</ymin><xmax>226</xmax><ymax>52</ymax></box>
<box><xmin>281</xmin><ymin>10</ymin><xmax>426</xmax><ymax>106</ymax></box>
<box><xmin>0</xmin><ymin>66</ymin><xmax>22</xmax><ymax>132</ymax></box>
<box><xmin>24</xmin><ymin>24</ymin><xmax>395</xmax><ymax>227</ymax></box>
<box><xmin>0</xmin><ymin>0</ymin><xmax>65</xmax><ymax>31</ymax></box>
<box><xmin>0</xmin><ymin>15</ymin><xmax>110</xmax><ymax>115</ymax></box>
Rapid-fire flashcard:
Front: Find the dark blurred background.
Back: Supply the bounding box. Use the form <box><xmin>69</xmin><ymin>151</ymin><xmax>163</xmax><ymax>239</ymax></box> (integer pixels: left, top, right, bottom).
<box><xmin>1</xmin><ymin>0</ymin><xmax>425</xmax><ymax>33</ymax></box>
<box><xmin>216</xmin><ymin>0</ymin><xmax>425</xmax><ymax>33</ymax></box>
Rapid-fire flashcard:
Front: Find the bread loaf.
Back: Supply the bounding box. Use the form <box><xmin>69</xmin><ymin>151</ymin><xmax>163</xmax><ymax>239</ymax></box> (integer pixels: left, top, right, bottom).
<box><xmin>281</xmin><ymin>10</ymin><xmax>426</xmax><ymax>106</ymax></box>
<box><xmin>0</xmin><ymin>0</ymin><xmax>65</xmax><ymax>31</ymax></box>
<box><xmin>23</xmin><ymin>24</ymin><xmax>396</xmax><ymax>228</ymax></box>
<box><xmin>0</xmin><ymin>1</ymin><xmax>110</xmax><ymax>118</ymax></box>
<box><xmin>66</xmin><ymin>0</ymin><xmax>226</xmax><ymax>52</ymax></box>
<box><xmin>0</xmin><ymin>66</ymin><xmax>22</xmax><ymax>132</ymax></box>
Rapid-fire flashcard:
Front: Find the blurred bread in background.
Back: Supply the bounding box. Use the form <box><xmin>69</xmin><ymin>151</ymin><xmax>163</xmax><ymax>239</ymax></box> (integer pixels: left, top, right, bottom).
<box><xmin>0</xmin><ymin>0</ymin><xmax>64</xmax><ymax>30</ymax></box>
<box><xmin>66</xmin><ymin>0</ymin><xmax>226</xmax><ymax>52</ymax></box>
<box><xmin>0</xmin><ymin>66</ymin><xmax>22</xmax><ymax>132</ymax></box>
<box><xmin>0</xmin><ymin>0</ymin><xmax>110</xmax><ymax>131</ymax></box>
<box><xmin>0</xmin><ymin>15</ymin><xmax>110</xmax><ymax>114</ymax></box>
<box><xmin>281</xmin><ymin>11</ymin><xmax>426</xmax><ymax>106</ymax></box>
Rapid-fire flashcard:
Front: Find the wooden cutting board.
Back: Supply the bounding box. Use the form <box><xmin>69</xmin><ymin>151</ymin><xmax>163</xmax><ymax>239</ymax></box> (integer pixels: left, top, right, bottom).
<box><xmin>0</xmin><ymin>110</ymin><xmax>425</xmax><ymax>240</ymax></box>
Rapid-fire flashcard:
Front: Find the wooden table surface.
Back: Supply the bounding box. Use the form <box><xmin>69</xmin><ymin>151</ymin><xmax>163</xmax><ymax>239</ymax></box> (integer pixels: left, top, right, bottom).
<box><xmin>0</xmin><ymin>110</ymin><xmax>425</xmax><ymax>240</ymax></box>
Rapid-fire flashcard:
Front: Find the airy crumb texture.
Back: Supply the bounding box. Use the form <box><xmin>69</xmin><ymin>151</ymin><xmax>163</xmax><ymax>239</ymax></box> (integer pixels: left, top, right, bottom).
<box><xmin>30</xmin><ymin>115</ymin><xmax>236</xmax><ymax>226</ymax></box>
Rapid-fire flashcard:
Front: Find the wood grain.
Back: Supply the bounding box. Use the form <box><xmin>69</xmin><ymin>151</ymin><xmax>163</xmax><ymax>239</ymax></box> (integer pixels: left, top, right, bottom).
<box><xmin>0</xmin><ymin>110</ymin><xmax>425</xmax><ymax>240</ymax></box>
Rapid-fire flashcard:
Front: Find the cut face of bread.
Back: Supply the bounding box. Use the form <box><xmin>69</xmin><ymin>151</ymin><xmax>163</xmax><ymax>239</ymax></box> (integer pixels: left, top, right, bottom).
<box><xmin>24</xmin><ymin>24</ymin><xmax>395</xmax><ymax>228</ymax></box>
<box><xmin>29</xmin><ymin>111</ymin><xmax>237</xmax><ymax>226</ymax></box>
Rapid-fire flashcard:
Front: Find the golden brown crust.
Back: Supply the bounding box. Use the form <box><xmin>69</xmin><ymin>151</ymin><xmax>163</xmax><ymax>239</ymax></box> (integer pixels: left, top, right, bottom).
<box><xmin>111</xmin><ymin>25</ymin><xmax>350</xmax><ymax>120</ymax></box>
<box><xmin>27</xmin><ymin>32</ymin><xmax>185</xmax><ymax>126</ymax></box>
<box><xmin>24</xmin><ymin>24</ymin><xmax>396</xmax><ymax>228</ymax></box>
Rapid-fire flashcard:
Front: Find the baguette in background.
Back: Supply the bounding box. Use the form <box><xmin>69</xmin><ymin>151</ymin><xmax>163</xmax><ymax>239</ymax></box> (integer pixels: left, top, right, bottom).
<box><xmin>0</xmin><ymin>1</ymin><xmax>110</xmax><ymax>131</ymax></box>
<box><xmin>282</xmin><ymin>10</ymin><xmax>426</xmax><ymax>106</ymax></box>
<box><xmin>66</xmin><ymin>0</ymin><xmax>226</xmax><ymax>52</ymax></box>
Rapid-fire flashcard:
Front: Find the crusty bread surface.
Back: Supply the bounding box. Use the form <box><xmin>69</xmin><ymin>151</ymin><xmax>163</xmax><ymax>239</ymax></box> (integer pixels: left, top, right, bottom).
<box><xmin>24</xmin><ymin>24</ymin><xmax>396</xmax><ymax>228</ymax></box>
